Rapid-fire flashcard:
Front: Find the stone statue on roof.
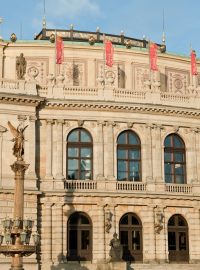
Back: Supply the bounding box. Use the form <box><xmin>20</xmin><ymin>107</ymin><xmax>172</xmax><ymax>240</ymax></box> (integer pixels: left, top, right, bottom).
<box><xmin>16</xmin><ymin>53</ymin><xmax>27</xmax><ymax>80</ymax></box>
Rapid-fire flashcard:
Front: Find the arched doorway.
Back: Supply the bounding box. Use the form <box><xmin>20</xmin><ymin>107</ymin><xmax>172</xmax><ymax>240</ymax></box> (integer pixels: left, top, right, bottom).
<box><xmin>67</xmin><ymin>212</ymin><xmax>92</xmax><ymax>261</ymax></box>
<box><xmin>168</xmin><ymin>214</ymin><xmax>189</xmax><ymax>262</ymax></box>
<box><xmin>119</xmin><ymin>213</ymin><xmax>143</xmax><ymax>262</ymax></box>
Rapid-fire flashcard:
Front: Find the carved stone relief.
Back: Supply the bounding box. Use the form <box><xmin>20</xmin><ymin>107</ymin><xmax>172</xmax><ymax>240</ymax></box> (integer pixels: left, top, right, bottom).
<box><xmin>25</xmin><ymin>58</ymin><xmax>49</xmax><ymax>84</ymax></box>
<box><xmin>134</xmin><ymin>64</ymin><xmax>149</xmax><ymax>91</ymax></box>
<box><xmin>96</xmin><ymin>61</ymin><xmax>122</xmax><ymax>87</ymax></box>
<box><xmin>166</xmin><ymin>68</ymin><xmax>189</xmax><ymax>94</ymax></box>
<box><xmin>61</xmin><ymin>60</ymin><xmax>86</xmax><ymax>86</ymax></box>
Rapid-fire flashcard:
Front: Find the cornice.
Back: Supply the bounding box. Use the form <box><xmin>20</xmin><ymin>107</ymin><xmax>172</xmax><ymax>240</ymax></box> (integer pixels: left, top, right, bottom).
<box><xmin>0</xmin><ymin>92</ymin><xmax>45</xmax><ymax>107</ymax></box>
<box><xmin>45</xmin><ymin>100</ymin><xmax>200</xmax><ymax>118</ymax></box>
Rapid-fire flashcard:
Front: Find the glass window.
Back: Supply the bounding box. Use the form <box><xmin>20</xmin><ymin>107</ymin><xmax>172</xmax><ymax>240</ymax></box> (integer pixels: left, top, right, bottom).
<box><xmin>164</xmin><ymin>134</ymin><xmax>186</xmax><ymax>184</ymax></box>
<box><xmin>67</xmin><ymin>128</ymin><xmax>93</xmax><ymax>180</ymax></box>
<box><xmin>117</xmin><ymin>131</ymin><xmax>141</xmax><ymax>182</ymax></box>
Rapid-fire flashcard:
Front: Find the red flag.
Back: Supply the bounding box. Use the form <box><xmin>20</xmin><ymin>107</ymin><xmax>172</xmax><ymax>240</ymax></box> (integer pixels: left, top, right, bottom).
<box><xmin>191</xmin><ymin>50</ymin><xmax>198</xmax><ymax>75</ymax></box>
<box><xmin>150</xmin><ymin>43</ymin><xmax>158</xmax><ymax>71</ymax></box>
<box><xmin>105</xmin><ymin>40</ymin><xmax>114</xmax><ymax>67</ymax></box>
<box><xmin>56</xmin><ymin>36</ymin><xmax>64</xmax><ymax>64</ymax></box>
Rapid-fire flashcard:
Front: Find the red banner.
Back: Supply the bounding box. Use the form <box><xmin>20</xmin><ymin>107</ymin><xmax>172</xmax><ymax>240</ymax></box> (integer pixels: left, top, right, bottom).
<box><xmin>150</xmin><ymin>43</ymin><xmax>158</xmax><ymax>71</ymax></box>
<box><xmin>191</xmin><ymin>50</ymin><xmax>198</xmax><ymax>75</ymax></box>
<box><xmin>56</xmin><ymin>36</ymin><xmax>64</xmax><ymax>64</ymax></box>
<box><xmin>105</xmin><ymin>40</ymin><xmax>114</xmax><ymax>67</ymax></box>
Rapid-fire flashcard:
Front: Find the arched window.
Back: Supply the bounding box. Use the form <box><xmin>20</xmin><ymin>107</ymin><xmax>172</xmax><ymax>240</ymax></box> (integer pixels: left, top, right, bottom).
<box><xmin>119</xmin><ymin>213</ymin><xmax>143</xmax><ymax>262</ymax></box>
<box><xmin>67</xmin><ymin>212</ymin><xmax>92</xmax><ymax>261</ymax></box>
<box><xmin>67</xmin><ymin>128</ymin><xmax>93</xmax><ymax>180</ymax></box>
<box><xmin>117</xmin><ymin>130</ymin><xmax>141</xmax><ymax>181</ymax></box>
<box><xmin>164</xmin><ymin>134</ymin><xmax>186</xmax><ymax>184</ymax></box>
<box><xmin>168</xmin><ymin>214</ymin><xmax>189</xmax><ymax>262</ymax></box>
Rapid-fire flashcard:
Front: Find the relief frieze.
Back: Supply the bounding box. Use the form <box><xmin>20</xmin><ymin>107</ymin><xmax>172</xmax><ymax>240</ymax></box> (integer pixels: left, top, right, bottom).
<box><xmin>166</xmin><ymin>68</ymin><xmax>189</xmax><ymax>94</ymax></box>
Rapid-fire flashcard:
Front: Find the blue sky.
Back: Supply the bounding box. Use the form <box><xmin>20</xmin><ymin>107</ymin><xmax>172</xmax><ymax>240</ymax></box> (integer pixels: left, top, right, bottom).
<box><xmin>0</xmin><ymin>0</ymin><xmax>199</xmax><ymax>55</ymax></box>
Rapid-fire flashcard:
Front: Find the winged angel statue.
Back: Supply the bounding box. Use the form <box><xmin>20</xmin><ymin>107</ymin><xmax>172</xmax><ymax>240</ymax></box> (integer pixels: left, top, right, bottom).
<box><xmin>8</xmin><ymin>121</ymin><xmax>28</xmax><ymax>161</ymax></box>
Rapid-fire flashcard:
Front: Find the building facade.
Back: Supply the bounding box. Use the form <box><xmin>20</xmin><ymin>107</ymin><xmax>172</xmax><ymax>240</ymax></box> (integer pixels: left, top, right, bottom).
<box><xmin>0</xmin><ymin>29</ymin><xmax>200</xmax><ymax>270</ymax></box>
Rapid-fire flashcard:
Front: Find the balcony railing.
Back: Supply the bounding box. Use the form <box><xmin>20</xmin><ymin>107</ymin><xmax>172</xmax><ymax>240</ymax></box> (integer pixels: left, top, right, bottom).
<box><xmin>116</xmin><ymin>181</ymin><xmax>146</xmax><ymax>192</ymax></box>
<box><xmin>165</xmin><ymin>184</ymin><xmax>192</xmax><ymax>194</ymax></box>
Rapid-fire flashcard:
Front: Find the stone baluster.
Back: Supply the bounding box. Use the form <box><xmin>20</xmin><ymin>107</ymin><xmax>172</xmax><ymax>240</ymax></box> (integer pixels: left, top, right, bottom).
<box><xmin>45</xmin><ymin>119</ymin><xmax>54</xmax><ymax>179</ymax></box>
<box><xmin>56</xmin><ymin>120</ymin><xmax>64</xmax><ymax>179</ymax></box>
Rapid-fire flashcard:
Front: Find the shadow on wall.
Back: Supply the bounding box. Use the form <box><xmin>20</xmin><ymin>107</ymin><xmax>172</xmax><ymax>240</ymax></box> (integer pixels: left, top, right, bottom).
<box><xmin>50</xmin><ymin>253</ymin><xmax>90</xmax><ymax>270</ymax></box>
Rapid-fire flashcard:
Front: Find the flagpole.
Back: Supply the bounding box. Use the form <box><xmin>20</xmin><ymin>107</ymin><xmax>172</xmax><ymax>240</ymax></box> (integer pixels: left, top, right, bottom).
<box><xmin>103</xmin><ymin>33</ymin><xmax>106</xmax><ymax>82</ymax></box>
<box><xmin>148</xmin><ymin>39</ymin><xmax>152</xmax><ymax>85</ymax></box>
<box><xmin>54</xmin><ymin>29</ymin><xmax>57</xmax><ymax>79</ymax></box>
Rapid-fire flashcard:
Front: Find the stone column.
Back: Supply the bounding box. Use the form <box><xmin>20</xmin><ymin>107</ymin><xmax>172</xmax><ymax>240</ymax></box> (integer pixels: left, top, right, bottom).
<box><xmin>0</xmin><ymin>125</ymin><xmax>7</xmax><ymax>187</ymax></box>
<box><xmin>42</xmin><ymin>203</ymin><xmax>53</xmax><ymax>264</ymax></box>
<box><xmin>45</xmin><ymin>119</ymin><xmax>54</xmax><ymax>179</ymax></box>
<box><xmin>96</xmin><ymin>204</ymin><xmax>106</xmax><ymax>262</ymax></box>
<box><xmin>52</xmin><ymin>204</ymin><xmax>63</xmax><ymax>263</ymax></box>
<box><xmin>152</xmin><ymin>125</ymin><xmax>163</xmax><ymax>186</ymax></box>
<box><xmin>143</xmin><ymin>205</ymin><xmax>156</xmax><ymax>263</ymax></box>
<box><xmin>145</xmin><ymin>124</ymin><xmax>153</xmax><ymax>184</ymax></box>
<box><xmin>104</xmin><ymin>122</ymin><xmax>115</xmax><ymax>179</ymax></box>
<box><xmin>27</xmin><ymin>116</ymin><xmax>37</xmax><ymax>180</ymax></box>
<box><xmin>96</xmin><ymin>121</ymin><xmax>105</xmax><ymax>179</ymax></box>
<box><xmin>56</xmin><ymin>120</ymin><xmax>64</xmax><ymax>179</ymax></box>
<box><xmin>189</xmin><ymin>128</ymin><xmax>198</xmax><ymax>183</ymax></box>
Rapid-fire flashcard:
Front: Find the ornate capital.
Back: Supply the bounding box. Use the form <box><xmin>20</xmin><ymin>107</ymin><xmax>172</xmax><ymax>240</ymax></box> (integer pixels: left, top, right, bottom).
<box><xmin>57</xmin><ymin>119</ymin><xmax>65</xmax><ymax>125</ymax></box>
<box><xmin>18</xmin><ymin>115</ymin><xmax>27</xmax><ymax>122</ymax></box>
<box><xmin>29</xmin><ymin>116</ymin><xmax>37</xmax><ymax>122</ymax></box>
<box><xmin>46</xmin><ymin>119</ymin><xmax>54</xmax><ymax>125</ymax></box>
<box><xmin>11</xmin><ymin>161</ymin><xmax>29</xmax><ymax>174</ymax></box>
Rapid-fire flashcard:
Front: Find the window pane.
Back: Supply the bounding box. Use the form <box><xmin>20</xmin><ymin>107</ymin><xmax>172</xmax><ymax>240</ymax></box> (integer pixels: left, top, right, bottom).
<box><xmin>80</xmin><ymin>171</ymin><xmax>91</xmax><ymax>180</ymax></box>
<box><xmin>81</xmin><ymin>159</ymin><xmax>91</xmax><ymax>170</ymax></box>
<box><xmin>68</xmin><ymin>147</ymin><xmax>79</xmax><ymax>157</ymax></box>
<box><xmin>81</xmin><ymin>230</ymin><xmax>90</xmax><ymax>250</ymax></box>
<box><xmin>175</xmin><ymin>164</ymin><xmax>184</xmax><ymax>174</ymax></box>
<box><xmin>118</xmin><ymin>149</ymin><xmax>127</xmax><ymax>159</ymax></box>
<box><xmin>129</xmin><ymin>162</ymin><xmax>140</xmax><ymax>181</ymax></box>
<box><xmin>80</xmin><ymin>148</ymin><xmax>91</xmax><ymax>157</ymax></box>
<box><xmin>178</xmin><ymin>217</ymin><xmax>186</xmax><ymax>226</ymax></box>
<box><xmin>132</xmin><ymin>216</ymin><xmax>139</xmax><ymax>225</ymax></box>
<box><xmin>80</xmin><ymin>130</ymin><xmax>91</xmax><ymax>142</ymax></box>
<box><xmin>179</xmin><ymin>232</ymin><xmax>187</xmax><ymax>250</ymax></box>
<box><xmin>129</xmin><ymin>171</ymin><xmax>140</xmax><ymax>181</ymax></box>
<box><xmin>174</xmin><ymin>135</ymin><xmax>184</xmax><ymax>148</ymax></box>
<box><xmin>68</xmin><ymin>130</ymin><xmax>78</xmax><ymax>142</ymax></box>
<box><xmin>174</xmin><ymin>152</ymin><xmax>184</xmax><ymax>162</ymax></box>
<box><xmin>129</xmin><ymin>149</ymin><xmax>140</xmax><ymax>159</ymax></box>
<box><xmin>165</xmin><ymin>163</ymin><xmax>172</xmax><ymax>174</ymax></box>
<box><xmin>118</xmin><ymin>160</ymin><xmax>127</xmax><ymax>171</ymax></box>
<box><xmin>68</xmin><ymin>170</ymin><xmax>78</xmax><ymax>180</ymax></box>
<box><xmin>120</xmin><ymin>230</ymin><xmax>128</xmax><ymax>246</ymax></box>
<box><xmin>168</xmin><ymin>232</ymin><xmax>176</xmax><ymax>250</ymax></box>
<box><xmin>132</xmin><ymin>231</ymin><xmax>141</xmax><ymax>250</ymax></box>
<box><xmin>81</xmin><ymin>215</ymin><xmax>89</xmax><ymax>224</ymax></box>
<box><xmin>165</xmin><ymin>174</ymin><xmax>172</xmax><ymax>183</ymax></box>
<box><xmin>165</xmin><ymin>136</ymin><xmax>171</xmax><ymax>147</ymax></box>
<box><xmin>68</xmin><ymin>159</ymin><xmax>78</xmax><ymax>170</ymax></box>
<box><xmin>175</xmin><ymin>175</ymin><xmax>184</xmax><ymax>184</ymax></box>
<box><xmin>117</xmin><ymin>171</ymin><xmax>127</xmax><ymax>181</ymax></box>
<box><xmin>121</xmin><ymin>215</ymin><xmax>128</xmax><ymax>224</ymax></box>
<box><xmin>118</xmin><ymin>133</ymin><xmax>126</xmax><ymax>144</ymax></box>
<box><xmin>168</xmin><ymin>216</ymin><xmax>175</xmax><ymax>226</ymax></box>
<box><xmin>129</xmin><ymin>133</ymin><xmax>139</xmax><ymax>145</ymax></box>
<box><xmin>164</xmin><ymin>152</ymin><xmax>172</xmax><ymax>162</ymax></box>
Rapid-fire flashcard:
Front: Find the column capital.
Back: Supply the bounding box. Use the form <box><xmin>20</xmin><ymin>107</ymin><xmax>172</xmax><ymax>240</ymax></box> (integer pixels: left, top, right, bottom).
<box><xmin>106</xmin><ymin>121</ymin><xmax>116</xmax><ymax>127</ymax></box>
<box><xmin>97</xmin><ymin>120</ymin><xmax>106</xmax><ymax>126</ymax></box>
<box><xmin>18</xmin><ymin>115</ymin><xmax>27</xmax><ymax>122</ymax></box>
<box><xmin>29</xmin><ymin>115</ymin><xmax>37</xmax><ymax>122</ymax></box>
<box><xmin>56</xmin><ymin>119</ymin><xmax>65</xmax><ymax>125</ymax></box>
<box><xmin>46</xmin><ymin>119</ymin><xmax>54</xmax><ymax>125</ymax></box>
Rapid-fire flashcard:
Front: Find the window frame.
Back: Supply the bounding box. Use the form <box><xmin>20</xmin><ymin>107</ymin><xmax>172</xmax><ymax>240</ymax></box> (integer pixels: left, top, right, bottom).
<box><xmin>117</xmin><ymin>130</ymin><xmax>142</xmax><ymax>182</ymax></box>
<box><xmin>164</xmin><ymin>134</ymin><xmax>186</xmax><ymax>184</ymax></box>
<box><xmin>66</xmin><ymin>128</ymin><xmax>93</xmax><ymax>180</ymax></box>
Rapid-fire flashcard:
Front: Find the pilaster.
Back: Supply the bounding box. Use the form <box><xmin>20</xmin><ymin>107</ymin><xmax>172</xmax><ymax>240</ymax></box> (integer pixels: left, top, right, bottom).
<box><xmin>55</xmin><ymin>120</ymin><xmax>64</xmax><ymax>180</ymax></box>
<box><xmin>104</xmin><ymin>121</ymin><xmax>115</xmax><ymax>179</ymax></box>
<box><xmin>96</xmin><ymin>121</ymin><xmax>105</xmax><ymax>180</ymax></box>
<box><xmin>45</xmin><ymin>119</ymin><xmax>54</xmax><ymax>180</ymax></box>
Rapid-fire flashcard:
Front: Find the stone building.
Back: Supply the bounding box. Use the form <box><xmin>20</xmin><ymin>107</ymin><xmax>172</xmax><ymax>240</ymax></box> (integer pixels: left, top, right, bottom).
<box><xmin>0</xmin><ymin>28</ymin><xmax>200</xmax><ymax>270</ymax></box>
